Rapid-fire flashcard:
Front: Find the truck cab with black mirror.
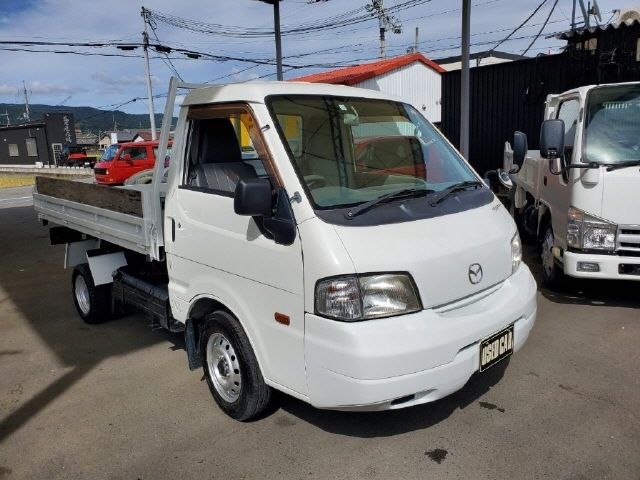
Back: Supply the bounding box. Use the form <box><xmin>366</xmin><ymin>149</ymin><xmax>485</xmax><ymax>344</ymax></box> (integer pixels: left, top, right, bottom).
<box><xmin>506</xmin><ymin>82</ymin><xmax>640</xmax><ymax>286</ymax></box>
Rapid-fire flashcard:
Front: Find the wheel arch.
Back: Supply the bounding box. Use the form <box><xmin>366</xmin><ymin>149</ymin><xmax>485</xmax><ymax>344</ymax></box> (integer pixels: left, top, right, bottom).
<box><xmin>537</xmin><ymin>202</ymin><xmax>552</xmax><ymax>240</ymax></box>
<box><xmin>184</xmin><ymin>295</ymin><xmax>266</xmax><ymax>376</ymax></box>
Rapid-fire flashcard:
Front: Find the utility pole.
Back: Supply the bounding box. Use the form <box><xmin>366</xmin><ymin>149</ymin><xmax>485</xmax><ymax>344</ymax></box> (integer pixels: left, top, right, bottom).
<box><xmin>257</xmin><ymin>0</ymin><xmax>283</xmax><ymax>81</ymax></box>
<box><xmin>274</xmin><ymin>0</ymin><xmax>283</xmax><ymax>81</ymax></box>
<box><xmin>141</xmin><ymin>7</ymin><xmax>157</xmax><ymax>140</ymax></box>
<box><xmin>377</xmin><ymin>1</ymin><xmax>386</xmax><ymax>58</ymax></box>
<box><xmin>22</xmin><ymin>80</ymin><xmax>30</xmax><ymax>122</ymax></box>
<box><xmin>367</xmin><ymin>0</ymin><xmax>402</xmax><ymax>59</ymax></box>
<box><xmin>414</xmin><ymin>27</ymin><xmax>419</xmax><ymax>52</ymax></box>
<box><xmin>460</xmin><ymin>0</ymin><xmax>471</xmax><ymax>160</ymax></box>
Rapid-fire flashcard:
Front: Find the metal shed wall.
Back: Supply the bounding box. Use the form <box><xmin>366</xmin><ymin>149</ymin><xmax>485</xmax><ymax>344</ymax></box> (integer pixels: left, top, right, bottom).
<box><xmin>356</xmin><ymin>62</ymin><xmax>442</xmax><ymax>122</ymax></box>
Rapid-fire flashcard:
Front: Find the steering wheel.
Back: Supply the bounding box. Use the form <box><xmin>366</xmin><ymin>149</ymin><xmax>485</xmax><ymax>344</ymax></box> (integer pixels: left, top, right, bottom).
<box><xmin>304</xmin><ymin>174</ymin><xmax>326</xmax><ymax>189</ymax></box>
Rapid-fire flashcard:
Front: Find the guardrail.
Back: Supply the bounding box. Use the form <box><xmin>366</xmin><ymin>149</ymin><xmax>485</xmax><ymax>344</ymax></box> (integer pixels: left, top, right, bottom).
<box><xmin>0</xmin><ymin>165</ymin><xmax>93</xmax><ymax>175</ymax></box>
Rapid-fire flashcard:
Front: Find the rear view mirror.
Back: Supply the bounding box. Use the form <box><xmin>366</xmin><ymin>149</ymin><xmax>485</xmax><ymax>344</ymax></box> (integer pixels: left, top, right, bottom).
<box><xmin>234</xmin><ymin>179</ymin><xmax>297</xmax><ymax>246</ymax></box>
<box><xmin>540</xmin><ymin>119</ymin><xmax>565</xmax><ymax>160</ymax></box>
<box><xmin>234</xmin><ymin>178</ymin><xmax>273</xmax><ymax>217</ymax></box>
<box><xmin>340</xmin><ymin>104</ymin><xmax>360</xmax><ymax>126</ymax></box>
<box><xmin>512</xmin><ymin>131</ymin><xmax>528</xmax><ymax>166</ymax></box>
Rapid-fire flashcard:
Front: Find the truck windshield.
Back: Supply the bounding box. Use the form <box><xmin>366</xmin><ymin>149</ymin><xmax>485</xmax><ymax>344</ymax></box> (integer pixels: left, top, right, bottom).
<box><xmin>584</xmin><ymin>85</ymin><xmax>640</xmax><ymax>164</ymax></box>
<box><xmin>100</xmin><ymin>144</ymin><xmax>119</xmax><ymax>162</ymax></box>
<box><xmin>267</xmin><ymin>95</ymin><xmax>476</xmax><ymax>209</ymax></box>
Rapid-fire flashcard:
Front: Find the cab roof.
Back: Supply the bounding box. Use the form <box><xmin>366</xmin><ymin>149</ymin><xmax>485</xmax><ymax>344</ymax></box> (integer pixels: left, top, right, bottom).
<box><xmin>182</xmin><ymin>81</ymin><xmax>405</xmax><ymax>107</ymax></box>
<box><xmin>549</xmin><ymin>81</ymin><xmax>640</xmax><ymax>100</ymax></box>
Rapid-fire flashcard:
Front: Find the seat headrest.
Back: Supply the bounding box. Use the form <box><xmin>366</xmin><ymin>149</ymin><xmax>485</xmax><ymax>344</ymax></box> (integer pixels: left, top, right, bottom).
<box><xmin>198</xmin><ymin>118</ymin><xmax>242</xmax><ymax>164</ymax></box>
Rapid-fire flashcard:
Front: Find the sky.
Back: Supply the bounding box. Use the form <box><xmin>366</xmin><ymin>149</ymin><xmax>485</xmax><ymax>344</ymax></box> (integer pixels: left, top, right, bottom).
<box><xmin>0</xmin><ymin>0</ymin><xmax>636</xmax><ymax>121</ymax></box>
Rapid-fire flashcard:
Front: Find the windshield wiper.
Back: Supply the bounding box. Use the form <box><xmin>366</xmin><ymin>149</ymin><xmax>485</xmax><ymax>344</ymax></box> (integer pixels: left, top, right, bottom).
<box><xmin>606</xmin><ymin>160</ymin><xmax>640</xmax><ymax>171</ymax></box>
<box><xmin>345</xmin><ymin>188</ymin><xmax>432</xmax><ymax>219</ymax></box>
<box><xmin>428</xmin><ymin>180</ymin><xmax>484</xmax><ymax>206</ymax></box>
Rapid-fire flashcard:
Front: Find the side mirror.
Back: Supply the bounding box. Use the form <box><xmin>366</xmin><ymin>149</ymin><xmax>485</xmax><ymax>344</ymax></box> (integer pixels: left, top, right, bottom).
<box><xmin>122</xmin><ymin>153</ymin><xmax>132</xmax><ymax>162</ymax></box>
<box><xmin>234</xmin><ymin>178</ymin><xmax>273</xmax><ymax>217</ymax></box>
<box><xmin>540</xmin><ymin>119</ymin><xmax>565</xmax><ymax>160</ymax></box>
<box><xmin>512</xmin><ymin>131</ymin><xmax>528</xmax><ymax>167</ymax></box>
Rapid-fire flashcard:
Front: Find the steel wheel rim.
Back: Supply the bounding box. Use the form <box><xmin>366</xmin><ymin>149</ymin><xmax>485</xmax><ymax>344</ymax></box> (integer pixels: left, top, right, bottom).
<box><xmin>206</xmin><ymin>332</ymin><xmax>241</xmax><ymax>403</ymax></box>
<box><xmin>541</xmin><ymin>228</ymin><xmax>555</xmax><ymax>276</ymax></box>
<box><xmin>74</xmin><ymin>275</ymin><xmax>91</xmax><ymax>315</ymax></box>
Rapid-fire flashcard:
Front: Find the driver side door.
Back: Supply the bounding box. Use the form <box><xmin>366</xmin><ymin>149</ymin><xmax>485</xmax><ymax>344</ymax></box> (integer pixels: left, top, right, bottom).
<box><xmin>164</xmin><ymin>104</ymin><xmax>307</xmax><ymax>396</ymax></box>
<box><xmin>542</xmin><ymin>97</ymin><xmax>580</xmax><ymax>248</ymax></box>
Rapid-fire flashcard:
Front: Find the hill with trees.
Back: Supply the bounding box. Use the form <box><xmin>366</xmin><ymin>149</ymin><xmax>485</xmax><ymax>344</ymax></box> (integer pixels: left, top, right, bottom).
<box><xmin>0</xmin><ymin>103</ymin><xmax>172</xmax><ymax>133</ymax></box>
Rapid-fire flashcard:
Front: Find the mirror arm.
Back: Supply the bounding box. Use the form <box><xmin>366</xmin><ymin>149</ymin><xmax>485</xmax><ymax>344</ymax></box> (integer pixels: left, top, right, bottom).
<box><xmin>263</xmin><ymin>188</ymin><xmax>296</xmax><ymax>246</ymax></box>
<box><xmin>549</xmin><ymin>160</ymin><xmax>599</xmax><ymax>176</ymax></box>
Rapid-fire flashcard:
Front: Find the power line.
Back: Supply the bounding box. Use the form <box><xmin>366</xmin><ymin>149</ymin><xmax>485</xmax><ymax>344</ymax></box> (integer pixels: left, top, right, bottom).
<box><xmin>522</xmin><ymin>0</ymin><xmax>559</xmax><ymax>55</ymax></box>
<box><xmin>489</xmin><ymin>0</ymin><xmax>550</xmax><ymax>53</ymax></box>
<box><xmin>146</xmin><ymin>13</ymin><xmax>183</xmax><ymax>81</ymax></box>
<box><xmin>145</xmin><ymin>0</ymin><xmax>432</xmax><ymax>38</ymax></box>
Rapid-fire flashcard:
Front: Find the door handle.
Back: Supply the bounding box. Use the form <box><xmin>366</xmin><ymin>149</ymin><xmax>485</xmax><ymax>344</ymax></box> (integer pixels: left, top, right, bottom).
<box><xmin>170</xmin><ymin>217</ymin><xmax>176</xmax><ymax>242</ymax></box>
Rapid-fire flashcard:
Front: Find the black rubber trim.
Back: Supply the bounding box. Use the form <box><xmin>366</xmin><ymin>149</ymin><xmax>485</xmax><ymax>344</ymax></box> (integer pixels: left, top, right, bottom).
<box><xmin>178</xmin><ymin>184</ymin><xmax>234</xmax><ymax>198</ymax></box>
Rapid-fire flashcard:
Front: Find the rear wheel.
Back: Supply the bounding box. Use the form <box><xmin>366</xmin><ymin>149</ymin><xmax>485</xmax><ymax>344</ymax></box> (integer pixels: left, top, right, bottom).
<box><xmin>510</xmin><ymin>202</ymin><xmax>537</xmax><ymax>244</ymax></box>
<box><xmin>200</xmin><ymin>311</ymin><xmax>272</xmax><ymax>421</ymax></box>
<box><xmin>71</xmin><ymin>264</ymin><xmax>112</xmax><ymax>324</ymax></box>
<box><xmin>540</xmin><ymin>223</ymin><xmax>564</xmax><ymax>288</ymax></box>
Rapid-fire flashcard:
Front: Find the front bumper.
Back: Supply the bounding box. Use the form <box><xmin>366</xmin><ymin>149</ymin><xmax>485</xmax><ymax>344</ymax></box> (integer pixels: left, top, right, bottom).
<box><xmin>94</xmin><ymin>175</ymin><xmax>118</xmax><ymax>185</ymax></box>
<box><xmin>304</xmin><ymin>265</ymin><xmax>537</xmax><ymax>410</ymax></box>
<box><xmin>564</xmin><ymin>251</ymin><xmax>640</xmax><ymax>281</ymax></box>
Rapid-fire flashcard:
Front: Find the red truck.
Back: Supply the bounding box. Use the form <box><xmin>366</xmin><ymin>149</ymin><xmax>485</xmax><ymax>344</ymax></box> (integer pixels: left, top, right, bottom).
<box><xmin>94</xmin><ymin>140</ymin><xmax>171</xmax><ymax>185</ymax></box>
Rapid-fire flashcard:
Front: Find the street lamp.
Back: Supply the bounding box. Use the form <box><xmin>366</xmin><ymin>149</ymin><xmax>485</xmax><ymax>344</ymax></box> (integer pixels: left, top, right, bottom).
<box><xmin>257</xmin><ymin>0</ymin><xmax>283</xmax><ymax>81</ymax></box>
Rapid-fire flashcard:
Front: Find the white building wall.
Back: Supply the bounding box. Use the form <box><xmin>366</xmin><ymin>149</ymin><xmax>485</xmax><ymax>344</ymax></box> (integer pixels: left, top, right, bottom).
<box><xmin>354</xmin><ymin>62</ymin><xmax>442</xmax><ymax>123</ymax></box>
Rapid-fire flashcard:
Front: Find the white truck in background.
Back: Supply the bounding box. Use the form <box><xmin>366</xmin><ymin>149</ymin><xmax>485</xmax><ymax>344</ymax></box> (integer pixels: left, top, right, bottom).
<box><xmin>506</xmin><ymin>82</ymin><xmax>640</xmax><ymax>286</ymax></box>
<box><xmin>33</xmin><ymin>78</ymin><xmax>536</xmax><ymax>420</ymax></box>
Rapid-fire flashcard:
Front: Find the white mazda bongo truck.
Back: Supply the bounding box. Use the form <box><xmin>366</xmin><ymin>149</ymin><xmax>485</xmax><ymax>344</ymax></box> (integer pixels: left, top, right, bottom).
<box><xmin>34</xmin><ymin>80</ymin><xmax>537</xmax><ymax>420</ymax></box>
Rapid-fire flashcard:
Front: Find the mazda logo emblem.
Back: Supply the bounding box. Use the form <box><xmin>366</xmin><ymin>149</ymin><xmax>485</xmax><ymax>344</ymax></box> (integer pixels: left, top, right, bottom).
<box><xmin>468</xmin><ymin>263</ymin><xmax>483</xmax><ymax>284</ymax></box>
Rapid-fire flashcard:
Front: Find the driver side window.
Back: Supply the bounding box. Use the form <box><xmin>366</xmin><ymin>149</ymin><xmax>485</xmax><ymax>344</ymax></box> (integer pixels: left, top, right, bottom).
<box><xmin>182</xmin><ymin>107</ymin><xmax>274</xmax><ymax>196</ymax></box>
<box><xmin>121</xmin><ymin>147</ymin><xmax>147</xmax><ymax>161</ymax></box>
<box><xmin>556</xmin><ymin>99</ymin><xmax>580</xmax><ymax>163</ymax></box>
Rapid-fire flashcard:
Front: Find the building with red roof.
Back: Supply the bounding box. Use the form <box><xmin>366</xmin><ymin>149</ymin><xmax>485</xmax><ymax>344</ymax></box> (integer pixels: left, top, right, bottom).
<box><xmin>292</xmin><ymin>53</ymin><xmax>445</xmax><ymax>123</ymax></box>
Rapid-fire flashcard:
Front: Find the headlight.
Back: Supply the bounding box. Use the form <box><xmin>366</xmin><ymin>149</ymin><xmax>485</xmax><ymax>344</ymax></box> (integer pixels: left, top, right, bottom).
<box><xmin>567</xmin><ymin>207</ymin><xmax>616</xmax><ymax>251</ymax></box>
<box><xmin>315</xmin><ymin>273</ymin><xmax>421</xmax><ymax>321</ymax></box>
<box><xmin>511</xmin><ymin>231</ymin><xmax>522</xmax><ymax>273</ymax></box>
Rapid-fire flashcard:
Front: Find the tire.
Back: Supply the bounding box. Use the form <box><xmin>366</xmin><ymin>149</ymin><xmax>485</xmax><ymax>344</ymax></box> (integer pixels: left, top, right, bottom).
<box><xmin>540</xmin><ymin>223</ymin><xmax>564</xmax><ymax>288</ymax></box>
<box><xmin>71</xmin><ymin>263</ymin><xmax>112</xmax><ymax>324</ymax></box>
<box><xmin>200</xmin><ymin>310</ymin><xmax>272</xmax><ymax>421</ymax></box>
<box><xmin>510</xmin><ymin>202</ymin><xmax>537</xmax><ymax>244</ymax></box>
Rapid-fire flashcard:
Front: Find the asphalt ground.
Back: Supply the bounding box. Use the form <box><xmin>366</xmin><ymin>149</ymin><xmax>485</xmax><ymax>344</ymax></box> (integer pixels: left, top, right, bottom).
<box><xmin>0</xmin><ymin>185</ymin><xmax>638</xmax><ymax>479</ymax></box>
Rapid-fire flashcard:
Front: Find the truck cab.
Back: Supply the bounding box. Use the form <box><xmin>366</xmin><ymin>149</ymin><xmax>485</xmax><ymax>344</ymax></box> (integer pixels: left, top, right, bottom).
<box><xmin>508</xmin><ymin>82</ymin><xmax>640</xmax><ymax>285</ymax></box>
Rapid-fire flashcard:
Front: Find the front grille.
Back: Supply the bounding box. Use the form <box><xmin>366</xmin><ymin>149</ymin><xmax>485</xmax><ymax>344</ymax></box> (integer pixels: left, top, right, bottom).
<box><xmin>616</xmin><ymin>225</ymin><xmax>640</xmax><ymax>254</ymax></box>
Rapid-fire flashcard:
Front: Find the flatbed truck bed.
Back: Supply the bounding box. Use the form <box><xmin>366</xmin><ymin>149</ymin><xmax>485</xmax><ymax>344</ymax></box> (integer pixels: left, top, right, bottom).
<box><xmin>33</xmin><ymin>176</ymin><xmax>164</xmax><ymax>258</ymax></box>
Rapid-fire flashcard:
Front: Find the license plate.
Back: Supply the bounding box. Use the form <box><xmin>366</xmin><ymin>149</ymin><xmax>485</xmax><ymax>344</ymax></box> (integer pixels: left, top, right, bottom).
<box><xmin>479</xmin><ymin>324</ymin><xmax>514</xmax><ymax>372</ymax></box>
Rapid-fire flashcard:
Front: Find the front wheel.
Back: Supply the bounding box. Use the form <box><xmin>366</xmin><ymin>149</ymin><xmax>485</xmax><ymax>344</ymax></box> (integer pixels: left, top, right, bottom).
<box><xmin>200</xmin><ymin>311</ymin><xmax>272</xmax><ymax>421</ymax></box>
<box><xmin>540</xmin><ymin>224</ymin><xmax>564</xmax><ymax>288</ymax></box>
